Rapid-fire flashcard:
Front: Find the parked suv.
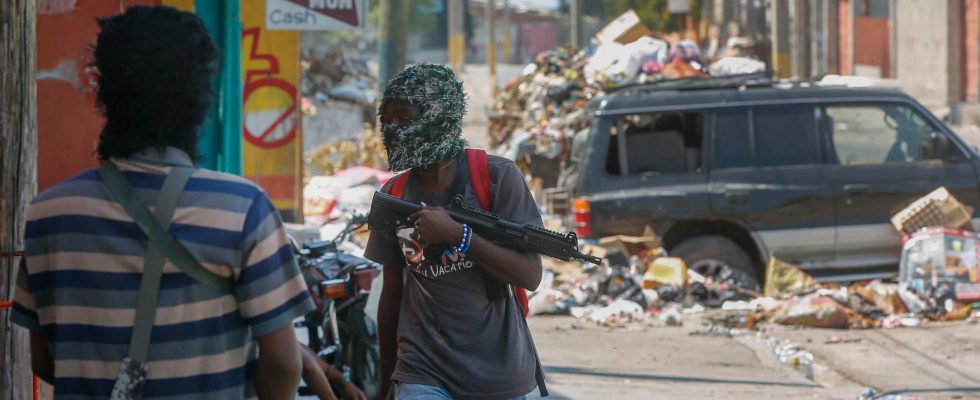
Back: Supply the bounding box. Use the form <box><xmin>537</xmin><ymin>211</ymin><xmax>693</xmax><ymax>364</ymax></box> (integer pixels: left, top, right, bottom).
<box><xmin>556</xmin><ymin>76</ymin><xmax>980</xmax><ymax>289</ymax></box>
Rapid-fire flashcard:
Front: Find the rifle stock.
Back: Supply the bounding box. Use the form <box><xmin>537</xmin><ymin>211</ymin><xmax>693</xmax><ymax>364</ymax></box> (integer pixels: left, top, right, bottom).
<box><xmin>368</xmin><ymin>191</ymin><xmax>602</xmax><ymax>265</ymax></box>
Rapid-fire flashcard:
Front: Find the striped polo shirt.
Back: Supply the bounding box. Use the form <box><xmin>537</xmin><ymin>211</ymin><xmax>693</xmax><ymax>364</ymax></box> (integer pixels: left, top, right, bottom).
<box><xmin>12</xmin><ymin>147</ymin><xmax>314</xmax><ymax>400</ymax></box>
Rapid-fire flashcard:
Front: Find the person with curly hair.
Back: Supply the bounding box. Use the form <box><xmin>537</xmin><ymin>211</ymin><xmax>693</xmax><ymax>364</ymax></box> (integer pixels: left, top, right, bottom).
<box><xmin>365</xmin><ymin>64</ymin><xmax>548</xmax><ymax>400</ymax></box>
<box><xmin>11</xmin><ymin>6</ymin><xmax>313</xmax><ymax>399</ymax></box>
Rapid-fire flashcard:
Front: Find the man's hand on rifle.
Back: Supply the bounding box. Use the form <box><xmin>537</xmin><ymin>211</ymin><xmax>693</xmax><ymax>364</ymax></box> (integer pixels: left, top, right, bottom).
<box><xmin>409</xmin><ymin>202</ymin><xmax>464</xmax><ymax>246</ymax></box>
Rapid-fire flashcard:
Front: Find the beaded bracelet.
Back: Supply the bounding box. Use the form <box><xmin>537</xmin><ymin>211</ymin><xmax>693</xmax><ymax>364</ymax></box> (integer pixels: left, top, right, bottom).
<box><xmin>452</xmin><ymin>223</ymin><xmax>472</xmax><ymax>254</ymax></box>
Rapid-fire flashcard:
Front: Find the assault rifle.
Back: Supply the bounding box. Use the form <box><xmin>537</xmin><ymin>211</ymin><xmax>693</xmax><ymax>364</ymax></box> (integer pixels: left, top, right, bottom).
<box><xmin>368</xmin><ymin>191</ymin><xmax>603</xmax><ymax>265</ymax></box>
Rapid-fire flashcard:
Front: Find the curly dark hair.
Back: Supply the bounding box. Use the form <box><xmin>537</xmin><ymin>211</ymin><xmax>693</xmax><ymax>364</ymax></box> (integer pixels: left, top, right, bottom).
<box><xmin>94</xmin><ymin>6</ymin><xmax>219</xmax><ymax>161</ymax></box>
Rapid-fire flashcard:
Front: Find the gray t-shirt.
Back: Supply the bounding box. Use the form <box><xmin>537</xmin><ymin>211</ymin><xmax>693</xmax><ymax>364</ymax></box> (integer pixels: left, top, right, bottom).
<box><xmin>374</xmin><ymin>154</ymin><xmax>544</xmax><ymax>400</ymax></box>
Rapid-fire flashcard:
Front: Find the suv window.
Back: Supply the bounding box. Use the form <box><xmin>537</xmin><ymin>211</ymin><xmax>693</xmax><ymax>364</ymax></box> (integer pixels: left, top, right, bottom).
<box><xmin>605</xmin><ymin>112</ymin><xmax>704</xmax><ymax>176</ymax></box>
<box><xmin>753</xmin><ymin>105</ymin><xmax>820</xmax><ymax>167</ymax></box>
<box><xmin>713</xmin><ymin>109</ymin><xmax>752</xmax><ymax>169</ymax></box>
<box><xmin>824</xmin><ymin>103</ymin><xmax>960</xmax><ymax>165</ymax></box>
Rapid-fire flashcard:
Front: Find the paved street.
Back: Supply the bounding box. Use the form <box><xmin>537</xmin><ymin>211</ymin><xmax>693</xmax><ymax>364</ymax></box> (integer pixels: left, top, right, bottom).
<box><xmin>525</xmin><ymin>315</ymin><xmax>980</xmax><ymax>400</ymax></box>
<box><xmin>526</xmin><ymin>315</ymin><xmax>843</xmax><ymax>400</ymax></box>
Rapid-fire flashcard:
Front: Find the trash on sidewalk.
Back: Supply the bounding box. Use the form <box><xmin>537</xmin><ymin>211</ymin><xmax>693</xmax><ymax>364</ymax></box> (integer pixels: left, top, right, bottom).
<box><xmin>586</xmin><ymin>299</ymin><xmax>645</xmax><ymax>326</ymax></box>
<box><xmin>825</xmin><ymin>336</ymin><xmax>862</xmax><ymax>345</ymax></box>
<box><xmin>769</xmin><ymin>294</ymin><xmax>852</xmax><ymax>329</ymax></box>
<box><xmin>773</xmin><ymin>342</ymin><xmax>814</xmax><ymax>380</ymax></box>
<box><xmin>598</xmin><ymin>226</ymin><xmax>662</xmax><ymax>259</ymax></box>
<box><xmin>302</xmin><ymin>165</ymin><xmax>392</xmax><ymax>225</ymax></box>
<box><xmin>763</xmin><ymin>256</ymin><xmax>820</xmax><ymax>298</ymax></box>
<box><xmin>900</xmin><ymin>227</ymin><xmax>980</xmax><ymax>303</ymax></box>
<box><xmin>657</xmin><ymin>306</ymin><xmax>684</xmax><ymax>326</ymax></box>
<box><xmin>642</xmin><ymin>257</ymin><xmax>687</xmax><ymax>288</ymax></box>
<box><xmin>891</xmin><ymin>187</ymin><xmax>974</xmax><ymax>235</ymax></box>
<box><xmin>528</xmin><ymin>288</ymin><xmax>571</xmax><ymax>316</ymax></box>
<box><xmin>853</xmin><ymin>281</ymin><xmax>910</xmax><ymax>315</ymax></box>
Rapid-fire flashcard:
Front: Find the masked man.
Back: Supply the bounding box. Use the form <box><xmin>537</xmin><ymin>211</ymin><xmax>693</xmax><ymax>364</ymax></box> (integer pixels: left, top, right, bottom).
<box><xmin>364</xmin><ymin>64</ymin><xmax>548</xmax><ymax>400</ymax></box>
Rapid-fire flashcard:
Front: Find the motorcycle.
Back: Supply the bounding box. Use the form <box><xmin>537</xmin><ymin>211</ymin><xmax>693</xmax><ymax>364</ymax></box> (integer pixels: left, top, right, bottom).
<box><xmin>293</xmin><ymin>215</ymin><xmax>382</xmax><ymax>399</ymax></box>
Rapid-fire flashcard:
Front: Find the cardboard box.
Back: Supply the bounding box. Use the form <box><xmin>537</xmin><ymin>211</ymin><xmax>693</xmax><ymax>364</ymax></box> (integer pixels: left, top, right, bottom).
<box><xmin>599</xmin><ymin>226</ymin><xmax>660</xmax><ymax>258</ymax></box>
<box><xmin>595</xmin><ymin>10</ymin><xmax>652</xmax><ymax>45</ymax></box>
<box><xmin>891</xmin><ymin>187</ymin><xmax>974</xmax><ymax>235</ymax></box>
<box><xmin>900</xmin><ymin>227</ymin><xmax>980</xmax><ymax>302</ymax></box>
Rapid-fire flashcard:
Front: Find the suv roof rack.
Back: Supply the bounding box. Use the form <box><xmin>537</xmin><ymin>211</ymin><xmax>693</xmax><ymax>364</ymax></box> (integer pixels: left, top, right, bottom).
<box><xmin>605</xmin><ymin>71</ymin><xmax>775</xmax><ymax>95</ymax></box>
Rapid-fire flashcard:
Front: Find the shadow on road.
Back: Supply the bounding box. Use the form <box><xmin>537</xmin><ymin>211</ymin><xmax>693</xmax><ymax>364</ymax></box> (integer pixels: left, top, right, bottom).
<box><xmin>542</xmin><ymin>365</ymin><xmax>820</xmax><ymax>389</ymax></box>
<box><xmin>880</xmin><ymin>387</ymin><xmax>980</xmax><ymax>396</ymax></box>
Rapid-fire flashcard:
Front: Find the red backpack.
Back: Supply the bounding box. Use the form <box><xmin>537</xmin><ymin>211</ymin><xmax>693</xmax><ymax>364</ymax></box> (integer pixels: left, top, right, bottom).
<box><xmin>388</xmin><ymin>149</ymin><xmax>531</xmax><ymax>317</ymax></box>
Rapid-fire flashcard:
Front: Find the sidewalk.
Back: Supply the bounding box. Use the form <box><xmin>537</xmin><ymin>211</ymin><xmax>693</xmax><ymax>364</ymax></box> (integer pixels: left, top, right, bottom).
<box><xmin>526</xmin><ymin>315</ymin><xmax>846</xmax><ymax>400</ymax></box>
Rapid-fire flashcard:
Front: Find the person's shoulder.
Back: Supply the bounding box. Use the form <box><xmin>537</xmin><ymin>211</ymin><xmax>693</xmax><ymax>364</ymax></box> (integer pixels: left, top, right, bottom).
<box><xmin>484</xmin><ymin>153</ymin><xmax>521</xmax><ymax>179</ymax></box>
<box><xmin>32</xmin><ymin>168</ymin><xmax>102</xmax><ymax>204</ymax></box>
<box><xmin>189</xmin><ymin>168</ymin><xmax>266</xmax><ymax>200</ymax></box>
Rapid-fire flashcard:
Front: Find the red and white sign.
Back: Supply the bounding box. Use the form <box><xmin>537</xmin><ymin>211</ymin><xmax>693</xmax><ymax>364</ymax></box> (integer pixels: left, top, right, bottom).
<box><xmin>265</xmin><ymin>0</ymin><xmax>366</xmax><ymax>31</ymax></box>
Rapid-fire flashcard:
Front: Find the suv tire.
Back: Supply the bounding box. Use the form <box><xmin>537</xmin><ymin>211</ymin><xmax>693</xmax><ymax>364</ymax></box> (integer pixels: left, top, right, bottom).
<box><xmin>671</xmin><ymin>236</ymin><xmax>760</xmax><ymax>290</ymax></box>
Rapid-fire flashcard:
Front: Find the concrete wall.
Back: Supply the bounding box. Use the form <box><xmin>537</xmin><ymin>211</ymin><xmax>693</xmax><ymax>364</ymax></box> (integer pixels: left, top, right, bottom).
<box><xmin>894</xmin><ymin>0</ymin><xmax>961</xmax><ymax>111</ymax></box>
<box><xmin>302</xmin><ymin>99</ymin><xmax>369</xmax><ymax>153</ymax></box>
<box><xmin>965</xmin><ymin>0</ymin><xmax>980</xmax><ymax>103</ymax></box>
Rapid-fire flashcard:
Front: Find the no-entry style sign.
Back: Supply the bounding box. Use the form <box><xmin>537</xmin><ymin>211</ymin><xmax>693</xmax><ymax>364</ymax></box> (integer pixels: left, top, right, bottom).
<box><xmin>265</xmin><ymin>0</ymin><xmax>366</xmax><ymax>30</ymax></box>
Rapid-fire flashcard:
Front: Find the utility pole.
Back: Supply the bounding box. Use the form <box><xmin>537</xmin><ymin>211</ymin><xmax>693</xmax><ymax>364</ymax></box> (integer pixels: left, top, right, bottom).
<box><xmin>570</xmin><ymin>0</ymin><xmax>581</xmax><ymax>48</ymax></box>
<box><xmin>378</xmin><ymin>0</ymin><xmax>409</xmax><ymax>86</ymax></box>
<box><xmin>486</xmin><ymin>0</ymin><xmax>497</xmax><ymax>96</ymax></box>
<box><xmin>502</xmin><ymin>0</ymin><xmax>511</xmax><ymax>64</ymax></box>
<box><xmin>448</xmin><ymin>0</ymin><xmax>466</xmax><ymax>72</ymax></box>
<box><xmin>0</xmin><ymin>0</ymin><xmax>37</xmax><ymax>398</ymax></box>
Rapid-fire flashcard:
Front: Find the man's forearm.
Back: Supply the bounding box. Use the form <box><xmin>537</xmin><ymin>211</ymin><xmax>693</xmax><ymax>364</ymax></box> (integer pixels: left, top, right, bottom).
<box><xmin>467</xmin><ymin>233</ymin><xmax>543</xmax><ymax>290</ymax></box>
<box><xmin>378</xmin><ymin>296</ymin><xmax>400</xmax><ymax>398</ymax></box>
<box><xmin>256</xmin><ymin>356</ymin><xmax>302</xmax><ymax>399</ymax></box>
<box><xmin>255</xmin><ymin>326</ymin><xmax>303</xmax><ymax>399</ymax></box>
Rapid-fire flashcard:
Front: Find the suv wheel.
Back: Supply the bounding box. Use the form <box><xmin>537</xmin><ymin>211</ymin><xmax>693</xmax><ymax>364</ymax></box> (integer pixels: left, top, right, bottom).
<box><xmin>670</xmin><ymin>236</ymin><xmax>760</xmax><ymax>290</ymax></box>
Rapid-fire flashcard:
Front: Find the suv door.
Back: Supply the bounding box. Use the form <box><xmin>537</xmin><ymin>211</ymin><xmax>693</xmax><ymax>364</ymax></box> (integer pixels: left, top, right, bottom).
<box><xmin>708</xmin><ymin>105</ymin><xmax>836</xmax><ymax>265</ymax></box>
<box><xmin>821</xmin><ymin>102</ymin><xmax>980</xmax><ymax>266</ymax></box>
<box><xmin>585</xmin><ymin>111</ymin><xmax>711</xmax><ymax>238</ymax></box>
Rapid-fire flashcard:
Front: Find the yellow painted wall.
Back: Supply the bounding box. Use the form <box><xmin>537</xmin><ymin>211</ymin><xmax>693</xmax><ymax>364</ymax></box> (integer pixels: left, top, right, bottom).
<box><xmin>241</xmin><ymin>0</ymin><xmax>302</xmax><ymax>219</ymax></box>
<box><xmin>160</xmin><ymin>0</ymin><xmax>194</xmax><ymax>11</ymax></box>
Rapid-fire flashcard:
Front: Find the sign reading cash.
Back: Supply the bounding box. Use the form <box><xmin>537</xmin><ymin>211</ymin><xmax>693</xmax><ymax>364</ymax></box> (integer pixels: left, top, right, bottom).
<box><xmin>265</xmin><ymin>0</ymin><xmax>366</xmax><ymax>30</ymax></box>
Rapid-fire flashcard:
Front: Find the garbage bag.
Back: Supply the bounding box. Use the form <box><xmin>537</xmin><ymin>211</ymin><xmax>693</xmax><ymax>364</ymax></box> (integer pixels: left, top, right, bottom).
<box><xmin>709</xmin><ymin>57</ymin><xmax>766</xmax><ymax>76</ymax></box>
<box><xmin>587</xmin><ymin>299</ymin><xmax>645</xmax><ymax>326</ymax></box>
<box><xmin>764</xmin><ymin>256</ymin><xmax>820</xmax><ymax>297</ymax></box>
<box><xmin>668</xmin><ymin>40</ymin><xmax>703</xmax><ymax>64</ymax></box>
<box><xmin>770</xmin><ymin>294</ymin><xmax>851</xmax><ymax>329</ymax></box>
<box><xmin>528</xmin><ymin>288</ymin><xmax>570</xmax><ymax>316</ymax></box>
<box><xmin>854</xmin><ymin>281</ymin><xmax>910</xmax><ymax>315</ymax></box>
<box><xmin>585</xmin><ymin>37</ymin><xmax>669</xmax><ymax>87</ymax></box>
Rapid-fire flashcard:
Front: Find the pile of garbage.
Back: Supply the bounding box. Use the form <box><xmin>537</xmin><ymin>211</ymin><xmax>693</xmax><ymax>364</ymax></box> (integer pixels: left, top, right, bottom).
<box><xmin>301</xmin><ymin>49</ymin><xmax>376</xmax><ymax>108</ymax></box>
<box><xmin>527</xmin><ymin>187</ymin><xmax>980</xmax><ymax>330</ymax></box>
<box><xmin>303</xmin><ymin>164</ymin><xmax>392</xmax><ymax>226</ymax></box>
<box><xmin>302</xmin><ymin>49</ymin><xmax>378</xmax><ymax>162</ymax></box>
<box><xmin>490</xmin><ymin>9</ymin><xmax>766</xmax><ymax>187</ymax></box>
<box><xmin>305</xmin><ymin>126</ymin><xmax>388</xmax><ymax>176</ymax></box>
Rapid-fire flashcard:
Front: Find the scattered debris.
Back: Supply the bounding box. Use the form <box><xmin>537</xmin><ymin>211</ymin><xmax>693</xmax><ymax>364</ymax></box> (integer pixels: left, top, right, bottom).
<box><xmin>891</xmin><ymin>187</ymin><xmax>974</xmax><ymax>236</ymax></box>
<box><xmin>769</xmin><ymin>294</ymin><xmax>852</xmax><ymax>329</ymax></box>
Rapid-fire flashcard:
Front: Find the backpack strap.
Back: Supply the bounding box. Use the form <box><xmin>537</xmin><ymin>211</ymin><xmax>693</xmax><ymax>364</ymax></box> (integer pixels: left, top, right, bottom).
<box><xmin>389</xmin><ymin>172</ymin><xmax>410</xmax><ymax>198</ymax></box>
<box><xmin>464</xmin><ymin>149</ymin><xmax>532</xmax><ymax>318</ymax></box>
<box><xmin>466</xmin><ymin>149</ymin><xmax>492</xmax><ymax>211</ymax></box>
